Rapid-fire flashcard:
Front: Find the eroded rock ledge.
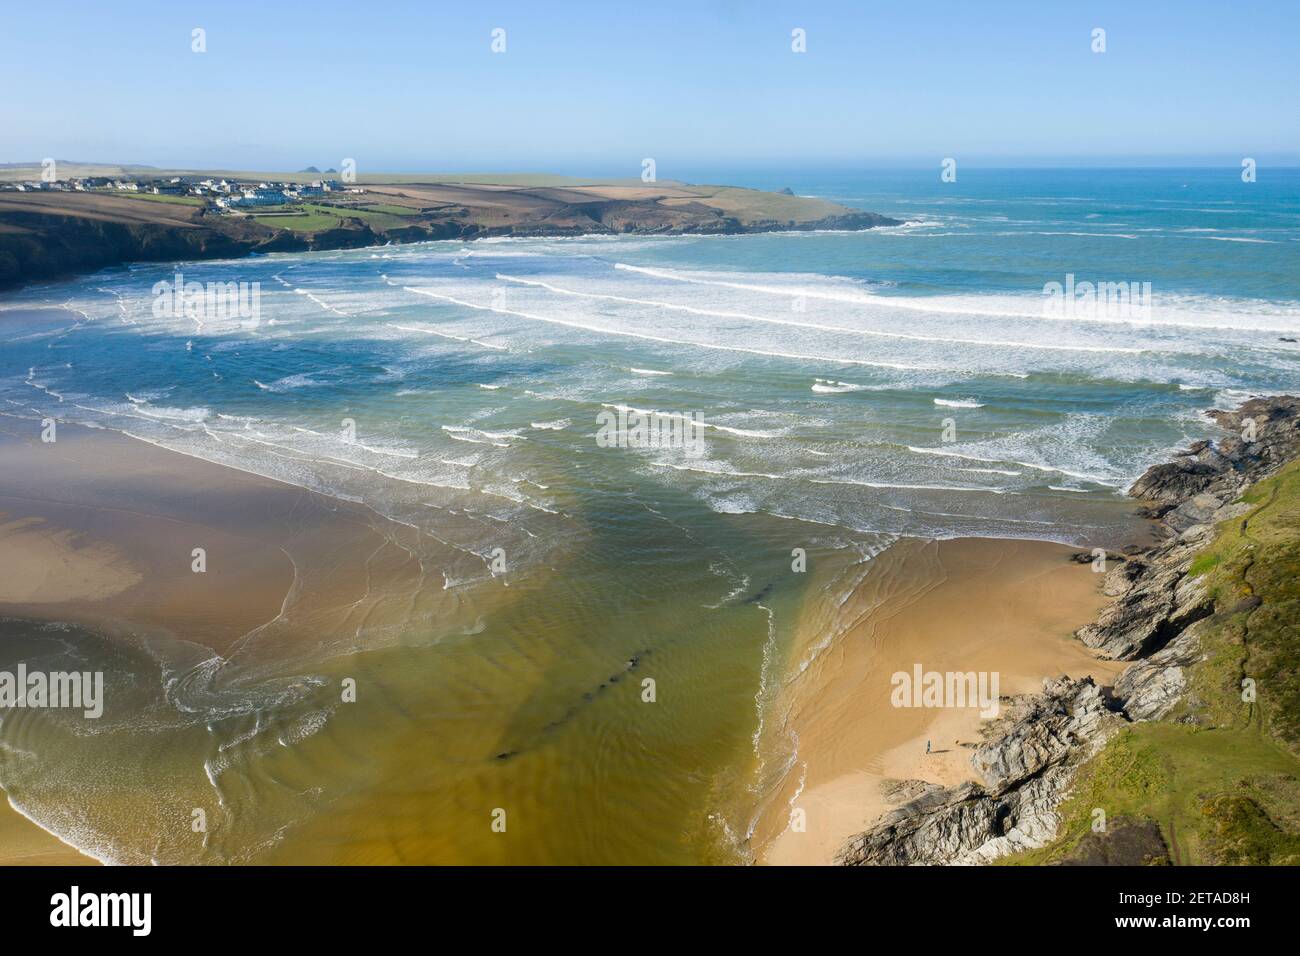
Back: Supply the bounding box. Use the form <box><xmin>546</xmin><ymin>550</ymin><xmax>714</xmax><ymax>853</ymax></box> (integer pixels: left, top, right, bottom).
<box><xmin>835</xmin><ymin>396</ymin><xmax>1300</xmax><ymax>866</ymax></box>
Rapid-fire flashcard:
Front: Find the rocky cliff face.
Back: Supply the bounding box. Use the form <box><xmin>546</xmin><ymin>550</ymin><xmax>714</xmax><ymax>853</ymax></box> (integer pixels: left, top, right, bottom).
<box><xmin>0</xmin><ymin>210</ymin><xmax>251</xmax><ymax>288</ymax></box>
<box><xmin>835</xmin><ymin>396</ymin><xmax>1300</xmax><ymax>866</ymax></box>
<box><xmin>0</xmin><ymin>209</ymin><xmax>428</xmax><ymax>290</ymax></box>
<box><xmin>1079</xmin><ymin>397</ymin><xmax>1300</xmax><ymax>664</ymax></box>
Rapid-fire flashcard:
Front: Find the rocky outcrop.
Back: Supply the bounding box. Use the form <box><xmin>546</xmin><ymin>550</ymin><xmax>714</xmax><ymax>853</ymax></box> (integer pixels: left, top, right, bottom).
<box><xmin>878</xmin><ymin>778</ymin><xmax>942</xmax><ymax>804</ymax></box>
<box><xmin>835</xmin><ymin>396</ymin><xmax>1300</xmax><ymax>866</ymax></box>
<box><xmin>1078</xmin><ymin>397</ymin><xmax>1300</xmax><ymax>662</ymax></box>
<box><xmin>1110</xmin><ymin>621</ymin><xmax>1207</xmax><ymax>721</ymax></box>
<box><xmin>1074</xmin><ymin>559</ymin><xmax>1208</xmax><ymax>660</ymax></box>
<box><xmin>836</xmin><ymin>677</ymin><xmax>1120</xmax><ymax>865</ymax></box>
<box><xmin>1130</xmin><ymin>398</ymin><xmax>1300</xmax><ymax>511</ymax></box>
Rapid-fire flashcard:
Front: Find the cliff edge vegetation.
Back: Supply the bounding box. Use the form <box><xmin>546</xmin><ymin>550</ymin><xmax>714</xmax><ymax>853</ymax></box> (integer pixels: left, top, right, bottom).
<box><xmin>837</xmin><ymin>397</ymin><xmax>1300</xmax><ymax>866</ymax></box>
<box><xmin>1006</xmin><ymin>452</ymin><xmax>1300</xmax><ymax>866</ymax></box>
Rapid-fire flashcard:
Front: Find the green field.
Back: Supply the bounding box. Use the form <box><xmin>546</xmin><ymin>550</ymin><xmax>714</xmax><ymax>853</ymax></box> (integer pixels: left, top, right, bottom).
<box><xmin>335</xmin><ymin>205</ymin><xmax>417</xmax><ymax>230</ymax></box>
<box><xmin>355</xmin><ymin>202</ymin><xmax>423</xmax><ymax>217</ymax></box>
<box><xmin>249</xmin><ymin>202</ymin><xmax>417</xmax><ymax>234</ymax></box>
<box><xmin>684</xmin><ymin>185</ymin><xmax>848</xmax><ymax>223</ymax></box>
<box><xmin>250</xmin><ymin>204</ymin><xmax>344</xmax><ymax>232</ymax></box>
<box><xmin>107</xmin><ymin>191</ymin><xmax>206</xmax><ymax>207</ymax></box>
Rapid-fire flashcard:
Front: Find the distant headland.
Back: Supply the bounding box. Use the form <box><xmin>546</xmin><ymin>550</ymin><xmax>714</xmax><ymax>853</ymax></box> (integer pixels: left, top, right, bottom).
<box><xmin>0</xmin><ymin>163</ymin><xmax>901</xmax><ymax>291</ymax></box>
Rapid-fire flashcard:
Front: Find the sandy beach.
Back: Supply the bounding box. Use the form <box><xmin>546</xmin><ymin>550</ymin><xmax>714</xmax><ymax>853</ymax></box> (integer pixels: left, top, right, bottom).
<box><xmin>756</xmin><ymin>536</ymin><xmax>1126</xmax><ymax>866</ymax></box>
<box><xmin>0</xmin><ymin>415</ymin><xmax>476</xmax><ymax>865</ymax></box>
<box><xmin>0</xmin><ymin>411</ymin><xmax>477</xmax><ymax>658</ymax></box>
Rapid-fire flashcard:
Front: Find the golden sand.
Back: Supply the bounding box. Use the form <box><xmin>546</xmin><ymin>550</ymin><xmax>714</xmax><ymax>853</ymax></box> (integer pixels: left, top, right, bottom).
<box><xmin>0</xmin><ymin>516</ymin><xmax>141</xmax><ymax>603</ymax></box>
<box><xmin>0</xmin><ymin>419</ymin><xmax>527</xmax><ymax>865</ymax></box>
<box><xmin>756</xmin><ymin>536</ymin><xmax>1124</xmax><ymax>866</ymax></box>
<box><xmin>0</xmin><ymin>798</ymin><xmax>99</xmax><ymax>865</ymax></box>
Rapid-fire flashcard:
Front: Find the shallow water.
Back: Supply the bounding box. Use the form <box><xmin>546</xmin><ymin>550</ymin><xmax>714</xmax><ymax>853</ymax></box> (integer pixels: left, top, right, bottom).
<box><xmin>1</xmin><ymin>167</ymin><xmax>1297</xmax><ymax>863</ymax></box>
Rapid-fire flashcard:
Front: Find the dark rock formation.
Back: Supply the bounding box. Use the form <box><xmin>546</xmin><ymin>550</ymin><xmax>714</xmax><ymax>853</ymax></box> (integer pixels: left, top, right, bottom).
<box><xmin>1129</xmin><ymin>397</ymin><xmax>1300</xmax><ymax>509</ymax></box>
<box><xmin>1074</xmin><ymin>558</ymin><xmax>1211</xmax><ymax>660</ymax></box>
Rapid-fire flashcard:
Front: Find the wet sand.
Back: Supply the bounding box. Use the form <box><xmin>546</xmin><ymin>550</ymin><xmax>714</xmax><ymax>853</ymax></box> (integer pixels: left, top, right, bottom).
<box><xmin>0</xmin><ymin>515</ymin><xmax>141</xmax><ymax>603</ymax></box>
<box><xmin>0</xmin><ymin>419</ymin><xmax>297</xmax><ymax>656</ymax></box>
<box><xmin>0</xmin><ymin>414</ymin><xmax>468</xmax><ymax>658</ymax></box>
<box><xmin>0</xmin><ymin>417</ymin><xmax>467</xmax><ymax>865</ymax></box>
<box><xmin>756</xmin><ymin>536</ymin><xmax>1125</xmax><ymax>866</ymax></box>
<box><xmin>0</xmin><ymin>798</ymin><xmax>98</xmax><ymax>865</ymax></box>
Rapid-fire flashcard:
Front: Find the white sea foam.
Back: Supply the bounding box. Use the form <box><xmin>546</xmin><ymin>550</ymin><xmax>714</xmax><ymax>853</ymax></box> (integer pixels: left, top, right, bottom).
<box><xmin>387</xmin><ymin>322</ymin><xmax>509</xmax><ymax>351</ymax></box>
<box><xmin>611</xmin><ymin>262</ymin><xmax>1300</xmax><ymax>334</ymax></box>
<box><xmin>441</xmin><ymin>425</ymin><xmax>523</xmax><ymax>448</ymax></box>
<box><xmin>403</xmin><ymin>285</ymin><xmax>941</xmax><ymax>371</ymax></box>
<box><xmin>651</xmin><ymin>460</ymin><xmax>1007</xmax><ymax>494</ymax></box>
<box><xmin>501</xmin><ymin>272</ymin><xmax>1144</xmax><ymax>354</ymax></box>
<box><xmin>812</xmin><ymin>379</ymin><xmax>866</xmax><ymax>393</ymax></box>
<box><xmin>906</xmin><ymin>445</ymin><xmax>1116</xmax><ymax>484</ymax></box>
<box><xmin>127</xmin><ymin>403</ymin><xmax>211</xmax><ymax>423</ymax></box>
<box><xmin>600</xmin><ymin>402</ymin><xmax>783</xmax><ymax>438</ymax></box>
<box><xmin>254</xmin><ymin>373</ymin><xmax>319</xmax><ymax>393</ymax></box>
<box><xmin>293</xmin><ymin>288</ymin><xmax>351</xmax><ymax>316</ymax></box>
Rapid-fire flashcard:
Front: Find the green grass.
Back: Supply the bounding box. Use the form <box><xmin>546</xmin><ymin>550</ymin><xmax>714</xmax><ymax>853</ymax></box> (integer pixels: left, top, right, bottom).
<box><xmin>250</xmin><ymin>202</ymin><xmax>415</xmax><ymax>234</ymax></box>
<box><xmin>1184</xmin><ymin>459</ymin><xmax>1300</xmax><ymax>744</ymax></box>
<box><xmin>1002</xmin><ymin>459</ymin><xmax>1300</xmax><ymax>865</ymax></box>
<box><xmin>1201</xmin><ymin>788</ymin><xmax>1300</xmax><ymax>865</ymax></box>
<box><xmin>1003</xmin><ymin>724</ymin><xmax>1300</xmax><ymax>865</ymax></box>
<box><xmin>114</xmin><ymin>191</ymin><xmax>205</xmax><ymax>206</ymax></box>
<box><xmin>250</xmin><ymin>204</ymin><xmax>344</xmax><ymax>233</ymax></box>
<box><xmin>688</xmin><ymin>185</ymin><xmax>849</xmax><ymax>223</ymax></box>
<box><xmin>334</xmin><ymin>207</ymin><xmax>415</xmax><ymax>231</ymax></box>
<box><xmin>355</xmin><ymin>202</ymin><xmax>422</xmax><ymax>217</ymax></box>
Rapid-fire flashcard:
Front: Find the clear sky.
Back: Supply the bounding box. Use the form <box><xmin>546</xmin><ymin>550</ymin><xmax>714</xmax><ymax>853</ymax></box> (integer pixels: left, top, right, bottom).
<box><xmin>2</xmin><ymin>0</ymin><xmax>1297</xmax><ymax>174</ymax></box>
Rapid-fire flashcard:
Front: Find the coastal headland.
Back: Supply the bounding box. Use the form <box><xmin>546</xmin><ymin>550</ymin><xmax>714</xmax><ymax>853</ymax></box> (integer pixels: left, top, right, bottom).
<box><xmin>0</xmin><ymin>164</ymin><xmax>901</xmax><ymax>291</ymax></box>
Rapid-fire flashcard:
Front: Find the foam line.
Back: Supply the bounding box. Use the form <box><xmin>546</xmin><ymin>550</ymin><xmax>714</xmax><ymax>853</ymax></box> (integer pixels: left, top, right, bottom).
<box><xmin>402</xmin><ymin>286</ymin><xmax>940</xmax><ymax>372</ymax></box>
<box><xmin>496</xmin><ymin>273</ymin><xmax>1144</xmax><ymax>354</ymax></box>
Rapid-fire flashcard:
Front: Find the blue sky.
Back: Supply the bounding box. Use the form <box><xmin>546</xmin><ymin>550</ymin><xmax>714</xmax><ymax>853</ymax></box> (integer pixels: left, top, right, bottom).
<box><xmin>3</xmin><ymin>0</ymin><xmax>1297</xmax><ymax>173</ymax></box>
